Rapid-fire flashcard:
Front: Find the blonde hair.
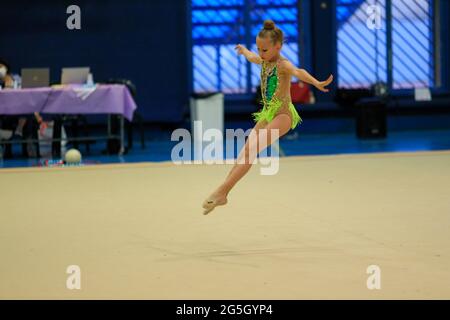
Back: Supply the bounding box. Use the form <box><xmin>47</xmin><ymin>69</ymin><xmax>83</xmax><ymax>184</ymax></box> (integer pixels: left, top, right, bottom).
<box><xmin>257</xmin><ymin>20</ymin><xmax>284</xmax><ymax>45</ymax></box>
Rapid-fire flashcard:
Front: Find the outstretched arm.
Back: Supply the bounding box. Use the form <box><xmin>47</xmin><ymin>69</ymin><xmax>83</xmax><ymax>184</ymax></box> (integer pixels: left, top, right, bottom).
<box><xmin>235</xmin><ymin>44</ymin><xmax>262</xmax><ymax>65</ymax></box>
<box><xmin>296</xmin><ymin>69</ymin><xmax>333</xmax><ymax>93</ymax></box>
<box><xmin>281</xmin><ymin>60</ymin><xmax>333</xmax><ymax>93</ymax></box>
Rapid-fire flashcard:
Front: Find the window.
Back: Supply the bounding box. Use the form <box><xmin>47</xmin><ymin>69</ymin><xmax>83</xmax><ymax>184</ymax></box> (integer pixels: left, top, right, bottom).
<box><xmin>391</xmin><ymin>0</ymin><xmax>435</xmax><ymax>88</ymax></box>
<box><xmin>337</xmin><ymin>0</ymin><xmax>436</xmax><ymax>89</ymax></box>
<box><xmin>337</xmin><ymin>0</ymin><xmax>387</xmax><ymax>88</ymax></box>
<box><xmin>191</xmin><ymin>0</ymin><xmax>300</xmax><ymax>94</ymax></box>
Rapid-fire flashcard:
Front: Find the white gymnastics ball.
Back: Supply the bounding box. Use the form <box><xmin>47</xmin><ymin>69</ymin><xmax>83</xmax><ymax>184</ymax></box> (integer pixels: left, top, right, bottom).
<box><xmin>64</xmin><ymin>148</ymin><xmax>82</xmax><ymax>164</ymax></box>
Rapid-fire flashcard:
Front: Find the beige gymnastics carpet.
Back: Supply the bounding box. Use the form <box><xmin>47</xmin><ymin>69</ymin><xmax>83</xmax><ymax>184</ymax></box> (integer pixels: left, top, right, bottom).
<box><xmin>1</xmin><ymin>150</ymin><xmax>450</xmax><ymax>299</ymax></box>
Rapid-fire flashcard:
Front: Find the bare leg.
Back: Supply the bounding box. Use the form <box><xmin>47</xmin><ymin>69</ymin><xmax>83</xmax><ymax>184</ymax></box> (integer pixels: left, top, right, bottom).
<box><xmin>202</xmin><ymin>114</ymin><xmax>292</xmax><ymax>214</ymax></box>
<box><xmin>201</xmin><ymin>119</ymin><xmax>267</xmax><ymax>214</ymax></box>
<box><xmin>223</xmin><ymin>119</ymin><xmax>268</xmax><ymax>187</ymax></box>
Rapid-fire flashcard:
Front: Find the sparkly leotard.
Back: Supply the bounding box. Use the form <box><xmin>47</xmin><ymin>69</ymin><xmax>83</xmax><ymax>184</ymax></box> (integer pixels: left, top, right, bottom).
<box><xmin>252</xmin><ymin>57</ymin><xmax>302</xmax><ymax>130</ymax></box>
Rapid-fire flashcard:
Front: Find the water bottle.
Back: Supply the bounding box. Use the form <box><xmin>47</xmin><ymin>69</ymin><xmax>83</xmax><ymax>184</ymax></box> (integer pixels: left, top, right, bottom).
<box><xmin>12</xmin><ymin>74</ymin><xmax>21</xmax><ymax>89</ymax></box>
<box><xmin>17</xmin><ymin>74</ymin><xmax>22</xmax><ymax>89</ymax></box>
<box><xmin>87</xmin><ymin>73</ymin><xmax>94</xmax><ymax>87</ymax></box>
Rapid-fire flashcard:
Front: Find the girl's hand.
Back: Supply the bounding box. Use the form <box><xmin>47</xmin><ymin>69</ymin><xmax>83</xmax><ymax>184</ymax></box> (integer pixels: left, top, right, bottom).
<box><xmin>315</xmin><ymin>74</ymin><xmax>333</xmax><ymax>92</ymax></box>
<box><xmin>235</xmin><ymin>44</ymin><xmax>262</xmax><ymax>65</ymax></box>
<box><xmin>235</xmin><ymin>44</ymin><xmax>247</xmax><ymax>56</ymax></box>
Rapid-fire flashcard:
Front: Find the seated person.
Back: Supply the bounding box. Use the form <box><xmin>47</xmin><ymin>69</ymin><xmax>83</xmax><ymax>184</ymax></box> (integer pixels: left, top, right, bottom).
<box><xmin>0</xmin><ymin>59</ymin><xmax>14</xmax><ymax>89</ymax></box>
<box><xmin>0</xmin><ymin>58</ymin><xmax>41</xmax><ymax>157</ymax></box>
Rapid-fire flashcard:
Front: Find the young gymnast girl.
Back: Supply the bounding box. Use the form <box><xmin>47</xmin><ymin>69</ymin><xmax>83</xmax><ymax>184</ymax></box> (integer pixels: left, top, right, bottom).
<box><xmin>202</xmin><ymin>19</ymin><xmax>333</xmax><ymax>215</ymax></box>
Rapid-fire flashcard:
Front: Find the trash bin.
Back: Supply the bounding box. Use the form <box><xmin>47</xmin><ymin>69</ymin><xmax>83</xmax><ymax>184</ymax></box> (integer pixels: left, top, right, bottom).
<box><xmin>190</xmin><ymin>92</ymin><xmax>224</xmax><ymax>154</ymax></box>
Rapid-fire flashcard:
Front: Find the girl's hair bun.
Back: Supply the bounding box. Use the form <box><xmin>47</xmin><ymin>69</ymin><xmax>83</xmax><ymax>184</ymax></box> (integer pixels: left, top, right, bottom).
<box><xmin>263</xmin><ymin>20</ymin><xmax>275</xmax><ymax>30</ymax></box>
<box><xmin>258</xmin><ymin>19</ymin><xmax>283</xmax><ymax>45</ymax></box>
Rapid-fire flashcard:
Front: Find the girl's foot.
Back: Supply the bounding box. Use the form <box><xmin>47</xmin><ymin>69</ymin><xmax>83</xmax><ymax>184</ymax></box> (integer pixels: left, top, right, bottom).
<box><xmin>202</xmin><ymin>191</ymin><xmax>228</xmax><ymax>215</ymax></box>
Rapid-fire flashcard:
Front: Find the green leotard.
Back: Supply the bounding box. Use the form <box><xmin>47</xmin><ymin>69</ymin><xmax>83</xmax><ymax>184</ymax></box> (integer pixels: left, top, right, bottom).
<box><xmin>252</xmin><ymin>60</ymin><xmax>302</xmax><ymax>130</ymax></box>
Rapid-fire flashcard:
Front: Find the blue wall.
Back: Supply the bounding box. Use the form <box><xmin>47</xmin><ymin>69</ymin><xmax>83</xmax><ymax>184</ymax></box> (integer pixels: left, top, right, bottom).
<box><xmin>310</xmin><ymin>0</ymin><xmax>337</xmax><ymax>102</ymax></box>
<box><xmin>1</xmin><ymin>0</ymin><xmax>448</xmax><ymax>124</ymax></box>
<box><xmin>0</xmin><ymin>0</ymin><xmax>189</xmax><ymax>123</ymax></box>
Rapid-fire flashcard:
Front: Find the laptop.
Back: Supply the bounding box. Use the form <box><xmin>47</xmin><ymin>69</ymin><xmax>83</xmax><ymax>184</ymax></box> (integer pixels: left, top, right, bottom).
<box><xmin>61</xmin><ymin>67</ymin><xmax>90</xmax><ymax>85</ymax></box>
<box><xmin>21</xmin><ymin>68</ymin><xmax>50</xmax><ymax>88</ymax></box>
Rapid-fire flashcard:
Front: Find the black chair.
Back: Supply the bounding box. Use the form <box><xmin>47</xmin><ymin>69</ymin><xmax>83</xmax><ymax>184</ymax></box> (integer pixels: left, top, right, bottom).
<box><xmin>103</xmin><ymin>79</ymin><xmax>145</xmax><ymax>154</ymax></box>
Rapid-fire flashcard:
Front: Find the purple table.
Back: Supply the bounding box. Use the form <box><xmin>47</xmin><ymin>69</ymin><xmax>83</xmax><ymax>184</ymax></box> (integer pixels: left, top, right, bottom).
<box><xmin>0</xmin><ymin>84</ymin><xmax>137</xmax><ymax>121</ymax></box>
<box><xmin>0</xmin><ymin>84</ymin><xmax>138</xmax><ymax>154</ymax></box>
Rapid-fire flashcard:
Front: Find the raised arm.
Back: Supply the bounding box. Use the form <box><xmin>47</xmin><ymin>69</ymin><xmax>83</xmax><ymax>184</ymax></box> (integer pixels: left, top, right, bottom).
<box><xmin>235</xmin><ymin>44</ymin><xmax>262</xmax><ymax>65</ymax></box>
<box><xmin>280</xmin><ymin>60</ymin><xmax>333</xmax><ymax>93</ymax></box>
